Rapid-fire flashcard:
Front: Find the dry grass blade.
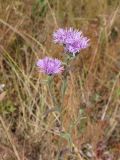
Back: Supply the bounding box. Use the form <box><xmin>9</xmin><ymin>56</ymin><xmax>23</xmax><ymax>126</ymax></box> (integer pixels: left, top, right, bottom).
<box><xmin>0</xmin><ymin>116</ymin><xmax>21</xmax><ymax>160</ymax></box>
<box><xmin>101</xmin><ymin>71</ymin><xmax>120</xmax><ymax>120</ymax></box>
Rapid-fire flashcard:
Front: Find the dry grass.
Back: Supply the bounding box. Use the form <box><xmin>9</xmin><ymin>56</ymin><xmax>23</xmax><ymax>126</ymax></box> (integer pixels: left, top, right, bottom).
<box><xmin>0</xmin><ymin>0</ymin><xmax>120</xmax><ymax>159</ymax></box>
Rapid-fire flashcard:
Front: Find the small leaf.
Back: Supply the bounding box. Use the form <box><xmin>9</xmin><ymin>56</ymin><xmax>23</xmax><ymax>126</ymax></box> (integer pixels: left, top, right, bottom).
<box><xmin>115</xmin><ymin>88</ymin><xmax>120</xmax><ymax>97</ymax></box>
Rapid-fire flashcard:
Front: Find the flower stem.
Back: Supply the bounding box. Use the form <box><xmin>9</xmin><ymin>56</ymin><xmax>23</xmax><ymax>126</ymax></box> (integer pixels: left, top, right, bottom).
<box><xmin>47</xmin><ymin>75</ymin><xmax>57</xmax><ymax>106</ymax></box>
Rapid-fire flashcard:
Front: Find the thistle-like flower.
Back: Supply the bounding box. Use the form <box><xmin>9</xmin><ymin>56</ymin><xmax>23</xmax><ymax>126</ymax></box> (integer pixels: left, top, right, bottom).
<box><xmin>53</xmin><ymin>28</ymin><xmax>89</xmax><ymax>56</ymax></box>
<box><xmin>53</xmin><ymin>28</ymin><xmax>67</xmax><ymax>44</ymax></box>
<box><xmin>36</xmin><ymin>57</ymin><xmax>64</xmax><ymax>75</ymax></box>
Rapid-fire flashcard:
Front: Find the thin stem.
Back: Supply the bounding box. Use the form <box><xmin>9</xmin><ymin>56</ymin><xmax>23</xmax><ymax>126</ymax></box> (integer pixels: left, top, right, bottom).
<box><xmin>47</xmin><ymin>76</ymin><xmax>57</xmax><ymax>106</ymax></box>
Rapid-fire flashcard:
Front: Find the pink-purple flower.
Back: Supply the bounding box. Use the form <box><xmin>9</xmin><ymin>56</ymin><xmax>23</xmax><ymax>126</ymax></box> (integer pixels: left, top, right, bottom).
<box><xmin>53</xmin><ymin>28</ymin><xmax>90</xmax><ymax>56</ymax></box>
<box><xmin>36</xmin><ymin>57</ymin><xmax>64</xmax><ymax>75</ymax></box>
<box><xmin>53</xmin><ymin>28</ymin><xmax>67</xmax><ymax>44</ymax></box>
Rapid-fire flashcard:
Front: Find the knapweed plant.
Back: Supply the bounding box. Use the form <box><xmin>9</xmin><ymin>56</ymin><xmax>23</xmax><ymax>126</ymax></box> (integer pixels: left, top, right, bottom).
<box><xmin>36</xmin><ymin>28</ymin><xmax>89</xmax><ymax>109</ymax></box>
<box><xmin>37</xmin><ymin>27</ymin><xmax>89</xmax><ymax>95</ymax></box>
<box><xmin>36</xmin><ymin>28</ymin><xmax>89</xmax><ymax>156</ymax></box>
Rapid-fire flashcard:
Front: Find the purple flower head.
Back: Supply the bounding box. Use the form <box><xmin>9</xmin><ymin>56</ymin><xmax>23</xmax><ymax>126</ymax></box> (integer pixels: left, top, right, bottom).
<box><xmin>36</xmin><ymin>57</ymin><xmax>64</xmax><ymax>75</ymax></box>
<box><xmin>65</xmin><ymin>34</ymin><xmax>90</xmax><ymax>55</ymax></box>
<box><xmin>53</xmin><ymin>28</ymin><xmax>90</xmax><ymax>56</ymax></box>
<box><xmin>53</xmin><ymin>28</ymin><xmax>67</xmax><ymax>44</ymax></box>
